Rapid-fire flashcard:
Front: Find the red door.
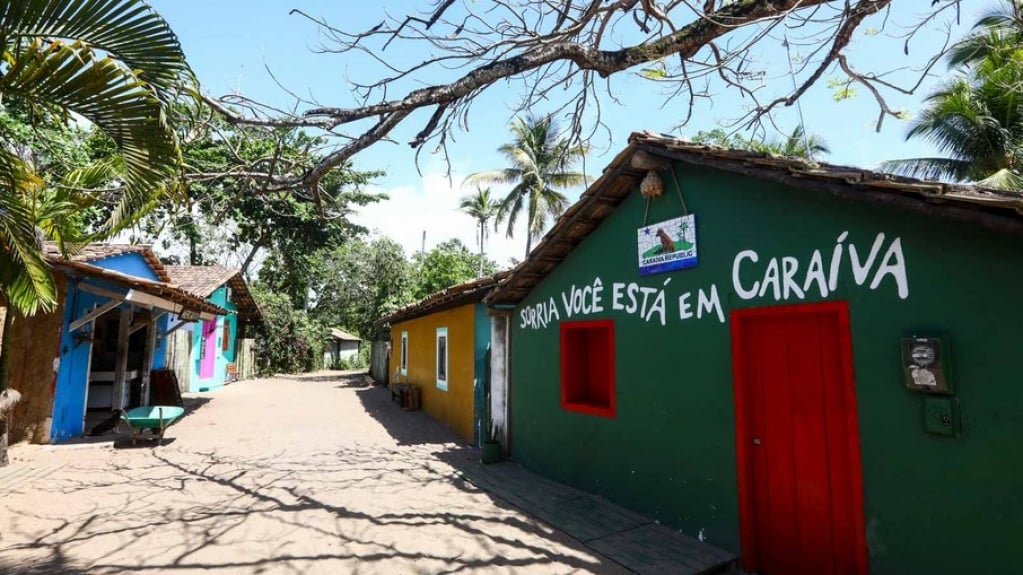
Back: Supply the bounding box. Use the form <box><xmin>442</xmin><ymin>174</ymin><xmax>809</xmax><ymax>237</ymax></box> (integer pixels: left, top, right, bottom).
<box><xmin>731</xmin><ymin>301</ymin><xmax>866</xmax><ymax>575</ymax></box>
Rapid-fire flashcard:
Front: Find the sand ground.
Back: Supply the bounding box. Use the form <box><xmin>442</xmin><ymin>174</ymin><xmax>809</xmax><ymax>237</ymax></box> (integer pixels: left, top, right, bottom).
<box><xmin>0</xmin><ymin>371</ymin><xmax>627</xmax><ymax>574</ymax></box>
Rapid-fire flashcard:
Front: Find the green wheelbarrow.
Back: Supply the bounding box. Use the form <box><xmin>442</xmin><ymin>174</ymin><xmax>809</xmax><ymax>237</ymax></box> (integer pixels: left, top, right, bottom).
<box><xmin>121</xmin><ymin>405</ymin><xmax>185</xmax><ymax>446</ymax></box>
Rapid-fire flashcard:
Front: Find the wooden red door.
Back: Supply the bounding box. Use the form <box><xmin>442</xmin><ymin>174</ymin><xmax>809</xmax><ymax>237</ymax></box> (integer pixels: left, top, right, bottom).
<box><xmin>731</xmin><ymin>301</ymin><xmax>866</xmax><ymax>575</ymax></box>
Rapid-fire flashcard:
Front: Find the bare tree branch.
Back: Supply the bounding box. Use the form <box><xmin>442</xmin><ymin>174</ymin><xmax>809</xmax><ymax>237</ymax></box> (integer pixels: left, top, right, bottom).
<box><xmin>202</xmin><ymin>0</ymin><xmax>964</xmax><ymax>190</ymax></box>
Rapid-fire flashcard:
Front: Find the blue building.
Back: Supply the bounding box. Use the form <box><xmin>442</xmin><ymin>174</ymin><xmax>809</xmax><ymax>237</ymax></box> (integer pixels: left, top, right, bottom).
<box><xmin>6</xmin><ymin>244</ymin><xmax>225</xmax><ymax>443</ymax></box>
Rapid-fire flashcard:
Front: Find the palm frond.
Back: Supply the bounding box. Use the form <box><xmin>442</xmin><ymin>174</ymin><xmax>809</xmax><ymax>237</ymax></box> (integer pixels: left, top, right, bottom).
<box><xmin>0</xmin><ymin>148</ymin><xmax>56</xmax><ymax>315</ymax></box>
<box><xmin>0</xmin><ymin>0</ymin><xmax>193</xmax><ymax>99</ymax></box>
<box><xmin>975</xmin><ymin>167</ymin><xmax>1023</xmax><ymax>189</ymax></box>
<box><xmin>879</xmin><ymin>157</ymin><xmax>972</xmax><ymax>182</ymax></box>
<box><xmin>465</xmin><ymin>168</ymin><xmax>521</xmax><ymax>186</ymax></box>
<box><xmin>1</xmin><ymin>38</ymin><xmax>182</xmax><ymax>231</ymax></box>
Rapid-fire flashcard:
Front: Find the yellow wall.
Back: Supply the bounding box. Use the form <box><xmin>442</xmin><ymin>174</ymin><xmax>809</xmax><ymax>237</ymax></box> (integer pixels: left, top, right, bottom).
<box><xmin>389</xmin><ymin>303</ymin><xmax>476</xmax><ymax>442</ymax></box>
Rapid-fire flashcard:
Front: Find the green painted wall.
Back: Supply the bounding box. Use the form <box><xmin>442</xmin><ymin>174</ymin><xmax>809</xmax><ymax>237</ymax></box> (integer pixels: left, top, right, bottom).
<box><xmin>509</xmin><ymin>162</ymin><xmax>1023</xmax><ymax>574</ymax></box>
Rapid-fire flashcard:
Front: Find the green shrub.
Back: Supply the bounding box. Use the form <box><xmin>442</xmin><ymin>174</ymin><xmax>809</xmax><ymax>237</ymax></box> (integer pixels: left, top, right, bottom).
<box><xmin>251</xmin><ymin>287</ymin><xmax>323</xmax><ymax>375</ymax></box>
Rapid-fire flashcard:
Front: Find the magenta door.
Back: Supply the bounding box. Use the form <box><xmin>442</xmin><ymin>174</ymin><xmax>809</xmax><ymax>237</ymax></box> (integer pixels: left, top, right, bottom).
<box><xmin>200</xmin><ymin>320</ymin><xmax>217</xmax><ymax>378</ymax></box>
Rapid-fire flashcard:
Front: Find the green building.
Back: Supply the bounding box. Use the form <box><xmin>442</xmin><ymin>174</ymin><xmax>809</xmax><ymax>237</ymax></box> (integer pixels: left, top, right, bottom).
<box><xmin>486</xmin><ymin>132</ymin><xmax>1023</xmax><ymax>574</ymax></box>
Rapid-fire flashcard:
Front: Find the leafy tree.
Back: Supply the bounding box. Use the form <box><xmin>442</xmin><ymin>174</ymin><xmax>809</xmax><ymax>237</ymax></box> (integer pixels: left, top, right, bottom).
<box><xmin>458</xmin><ymin>187</ymin><xmax>500</xmax><ymax>276</ymax></box>
<box><xmin>467</xmin><ymin>115</ymin><xmax>588</xmax><ymax>257</ymax></box>
<box><xmin>882</xmin><ymin>1</ymin><xmax>1023</xmax><ymax>189</ymax></box>
<box><xmin>411</xmin><ymin>239</ymin><xmax>498</xmax><ymax>300</ymax></box>
<box><xmin>308</xmin><ymin>236</ymin><xmax>414</xmax><ymax>339</ymax></box>
<box><xmin>121</xmin><ymin>105</ymin><xmax>385</xmax><ymax>278</ymax></box>
<box><xmin>250</xmin><ymin>286</ymin><xmax>324</xmax><ymax>375</ymax></box>
<box><xmin>0</xmin><ymin>0</ymin><xmax>191</xmax><ymax>315</ymax></box>
<box><xmin>692</xmin><ymin>126</ymin><xmax>830</xmax><ymax>160</ymax></box>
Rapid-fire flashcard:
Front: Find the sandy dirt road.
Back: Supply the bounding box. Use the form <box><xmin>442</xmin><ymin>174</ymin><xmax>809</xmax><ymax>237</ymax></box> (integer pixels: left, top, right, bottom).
<box><xmin>0</xmin><ymin>372</ymin><xmax>626</xmax><ymax>574</ymax></box>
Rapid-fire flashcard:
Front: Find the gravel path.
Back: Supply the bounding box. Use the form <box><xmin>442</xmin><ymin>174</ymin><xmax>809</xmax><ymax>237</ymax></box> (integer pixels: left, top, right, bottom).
<box><xmin>0</xmin><ymin>371</ymin><xmax>626</xmax><ymax>574</ymax></box>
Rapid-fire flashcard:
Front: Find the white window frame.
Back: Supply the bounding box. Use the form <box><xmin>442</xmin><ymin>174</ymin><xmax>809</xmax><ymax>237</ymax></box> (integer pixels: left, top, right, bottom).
<box><xmin>400</xmin><ymin>331</ymin><xmax>408</xmax><ymax>376</ymax></box>
<box><xmin>436</xmin><ymin>327</ymin><xmax>448</xmax><ymax>391</ymax></box>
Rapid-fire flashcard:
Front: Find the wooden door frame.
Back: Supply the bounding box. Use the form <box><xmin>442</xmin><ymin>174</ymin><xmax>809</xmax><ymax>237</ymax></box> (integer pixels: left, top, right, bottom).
<box><xmin>729</xmin><ymin>300</ymin><xmax>867</xmax><ymax>575</ymax></box>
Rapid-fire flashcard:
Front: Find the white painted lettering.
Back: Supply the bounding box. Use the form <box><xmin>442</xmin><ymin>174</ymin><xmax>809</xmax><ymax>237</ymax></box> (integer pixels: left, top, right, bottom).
<box><xmin>612</xmin><ymin>282</ymin><xmax>625</xmax><ymax>311</ymax></box>
<box><xmin>781</xmin><ymin>256</ymin><xmax>805</xmax><ymax>300</ymax></box>
<box><xmin>829</xmin><ymin>231</ymin><xmax>848</xmax><ymax>291</ymax></box>
<box><xmin>626</xmin><ymin>283</ymin><xmax>640</xmax><ymax>314</ymax></box>
<box><xmin>803</xmin><ymin>249</ymin><xmax>829</xmax><ymax>298</ymax></box>
<box><xmin>697</xmin><ymin>285</ymin><xmax>726</xmax><ymax>323</ymax></box>
<box><xmin>759</xmin><ymin>258</ymin><xmax>781</xmax><ymax>300</ymax></box>
<box><xmin>647</xmin><ymin>289</ymin><xmax>666</xmax><ymax>326</ymax></box>
<box><xmin>679</xmin><ymin>292</ymin><xmax>694</xmax><ymax>320</ymax></box>
<box><xmin>733</xmin><ymin>250</ymin><xmax>760</xmax><ymax>300</ymax></box>
<box><xmin>850</xmin><ymin>232</ymin><xmax>886</xmax><ymax>286</ymax></box>
<box><xmin>548</xmin><ymin>297</ymin><xmax>560</xmax><ymax>322</ymax></box>
<box><xmin>592</xmin><ymin>278</ymin><xmax>605</xmax><ymax>313</ymax></box>
<box><xmin>870</xmin><ymin>237</ymin><xmax>909</xmax><ymax>299</ymax></box>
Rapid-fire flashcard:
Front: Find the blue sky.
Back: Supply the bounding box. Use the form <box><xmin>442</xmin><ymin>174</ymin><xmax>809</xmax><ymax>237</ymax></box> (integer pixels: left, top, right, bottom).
<box><xmin>150</xmin><ymin>1</ymin><xmax>980</xmax><ymax>264</ymax></box>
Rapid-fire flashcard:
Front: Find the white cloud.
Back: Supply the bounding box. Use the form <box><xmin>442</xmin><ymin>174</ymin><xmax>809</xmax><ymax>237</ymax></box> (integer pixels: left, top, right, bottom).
<box><xmin>352</xmin><ymin>171</ymin><xmax>530</xmax><ymax>269</ymax></box>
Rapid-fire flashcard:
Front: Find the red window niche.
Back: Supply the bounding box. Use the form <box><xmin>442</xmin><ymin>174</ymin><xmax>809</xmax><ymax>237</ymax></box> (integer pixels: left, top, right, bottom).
<box><xmin>560</xmin><ymin>319</ymin><xmax>616</xmax><ymax>418</ymax></box>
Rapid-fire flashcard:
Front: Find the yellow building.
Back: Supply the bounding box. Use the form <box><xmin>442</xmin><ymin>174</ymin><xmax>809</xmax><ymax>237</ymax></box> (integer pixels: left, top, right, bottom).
<box><xmin>382</xmin><ymin>274</ymin><xmax>505</xmax><ymax>443</ymax></box>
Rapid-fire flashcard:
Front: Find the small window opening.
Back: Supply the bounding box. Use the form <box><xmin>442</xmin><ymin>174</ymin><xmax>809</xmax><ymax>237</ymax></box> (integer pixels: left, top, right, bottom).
<box><xmin>560</xmin><ymin>320</ymin><xmax>615</xmax><ymax>417</ymax></box>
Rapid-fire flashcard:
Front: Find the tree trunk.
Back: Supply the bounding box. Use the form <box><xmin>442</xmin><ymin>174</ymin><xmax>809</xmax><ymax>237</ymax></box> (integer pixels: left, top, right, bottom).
<box><xmin>189</xmin><ymin>232</ymin><xmax>199</xmax><ymax>266</ymax></box>
<box><xmin>240</xmin><ymin>240</ymin><xmax>264</xmax><ymax>278</ymax></box>
<box><xmin>0</xmin><ymin>307</ymin><xmax>14</xmax><ymax>467</ymax></box>
<box><xmin>478</xmin><ymin>222</ymin><xmax>485</xmax><ymax>277</ymax></box>
<box><xmin>524</xmin><ymin>217</ymin><xmax>533</xmax><ymax>259</ymax></box>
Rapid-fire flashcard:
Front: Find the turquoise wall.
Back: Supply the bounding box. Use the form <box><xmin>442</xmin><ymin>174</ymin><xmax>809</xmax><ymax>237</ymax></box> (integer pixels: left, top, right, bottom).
<box><xmin>508</xmin><ymin>161</ymin><xmax>1023</xmax><ymax>573</ymax></box>
<box><xmin>187</xmin><ymin>285</ymin><xmax>238</xmax><ymax>392</ymax></box>
<box><xmin>473</xmin><ymin>303</ymin><xmax>492</xmax><ymax>445</ymax></box>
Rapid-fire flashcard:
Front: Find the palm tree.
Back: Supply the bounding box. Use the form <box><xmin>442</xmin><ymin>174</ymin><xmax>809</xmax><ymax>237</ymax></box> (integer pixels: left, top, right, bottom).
<box><xmin>692</xmin><ymin>125</ymin><xmax>829</xmax><ymax>160</ymax></box>
<box><xmin>458</xmin><ymin>187</ymin><xmax>499</xmax><ymax>277</ymax></box>
<box><xmin>0</xmin><ymin>0</ymin><xmax>191</xmax><ymax>466</ymax></box>
<box><xmin>770</xmin><ymin>126</ymin><xmax>830</xmax><ymax>159</ymax></box>
<box><xmin>0</xmin><ymin>0</ymin><xmax>191</xmax><ymax>315</ymax></box>
<box><xmin>467</xmin><ymin>114</ymin><xmax>588</xmax><ymax>258</ymax></box>
<box><xmin>946</xmin><ymin>0</ymin><xmax>1023</xmax><ymax>70</ymax></box>
<box><xmin>882</xmin><ymin>1</ymin><xmax>1023</xmax><ymax>189</ymax></box>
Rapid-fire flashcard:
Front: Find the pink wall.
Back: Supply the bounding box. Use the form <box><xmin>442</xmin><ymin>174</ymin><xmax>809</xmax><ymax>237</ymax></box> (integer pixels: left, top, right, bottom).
<box><xmin>200</xmin><ymin>320</ymin><xmax>217</xmax><ymax>378</ymax></box>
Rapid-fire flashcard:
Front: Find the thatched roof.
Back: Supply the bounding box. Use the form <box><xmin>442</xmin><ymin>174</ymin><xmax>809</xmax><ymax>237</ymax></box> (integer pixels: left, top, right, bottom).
<box><xmin>52</xmin><ymin>259</ymin><xmax>227</xmax><ymax>316</ymax></box>
<box><xmin>164</xmin><ymin>266</ymin><xmax>261</xmax><ymax>322</ymax></box>
<box><xmin>487</xmin><ymin>130</ymin><xmax>1023</xmax><ymax>306</ymax></box>
<box><xmin>378</xmin><ymin>271</ymin><xmax>511</xmax><ymax>326</ymax></box>
<box><xmin>44</xmin><ymin>242</ymin><xmax>171</xmax><ymax>283</ymax></box>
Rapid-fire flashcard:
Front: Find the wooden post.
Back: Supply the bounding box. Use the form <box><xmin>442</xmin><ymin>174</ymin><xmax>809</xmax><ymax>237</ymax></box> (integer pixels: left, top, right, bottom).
<box><xmin>111</xmin><ymin>307</ymin><xmax>132</xmax><ymax>410</ymax></box>
<box><xmin>140</xmin><ymin>318</ymin><xmax>157</xmax><ymax>406</ymax></box>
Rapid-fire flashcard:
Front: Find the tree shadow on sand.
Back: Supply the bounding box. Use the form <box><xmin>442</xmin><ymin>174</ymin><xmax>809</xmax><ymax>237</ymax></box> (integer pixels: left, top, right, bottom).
<box><xmin>0</xmin><ymin>444</ymin><xmax>623</xmax><ymax>574</ymax></box>
<box><xmin>354</xmin><ymin>384</ymin><xmax>466</xmax><ymax>446</ymax></box>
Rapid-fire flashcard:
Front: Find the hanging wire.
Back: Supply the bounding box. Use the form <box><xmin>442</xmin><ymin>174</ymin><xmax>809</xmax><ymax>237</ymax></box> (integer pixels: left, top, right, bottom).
<box><xmin>643</xmin><ymin>166</ymin><xmax>688</xmax><ymax>227</ymax></box>
<box><xmin>783</xmin><ymin>34</ymin><xmax>812</xmax><ymax>158</ymax></box>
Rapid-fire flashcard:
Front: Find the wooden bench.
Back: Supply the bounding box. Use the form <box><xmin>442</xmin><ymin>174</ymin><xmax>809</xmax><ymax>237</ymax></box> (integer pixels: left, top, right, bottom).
<box><xmin>389</xmin><ymin>383</ymin><xmax>421</xmax><ymax>410</ymax></box>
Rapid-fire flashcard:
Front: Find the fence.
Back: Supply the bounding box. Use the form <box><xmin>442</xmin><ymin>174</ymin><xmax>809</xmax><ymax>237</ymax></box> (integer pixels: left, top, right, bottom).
<box><xmin>164</xmin><ymin>329</ymin><xmax>192</xmax><ymax>393</ymax></box>
<box><xmin>369</xmin><ymin>340</ymin><xmax>390</xmax><ymax>386</ymax></box>
<box><xmin>165</xmin><ymin>330</ymin><xmax>257</xmax><ymax>393</ymax></box>
<box><xmin>235</xmin><ymin>338</ymin><xmax>256</xmax><ymax>380</ymax></box>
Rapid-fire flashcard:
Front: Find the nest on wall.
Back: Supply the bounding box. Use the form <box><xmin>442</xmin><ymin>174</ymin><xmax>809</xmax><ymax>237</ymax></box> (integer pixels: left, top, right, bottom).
<box><xmin>640</xmin><ymin>170</ymin><xmax>664</xmax><ymax>198</ymax></box>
